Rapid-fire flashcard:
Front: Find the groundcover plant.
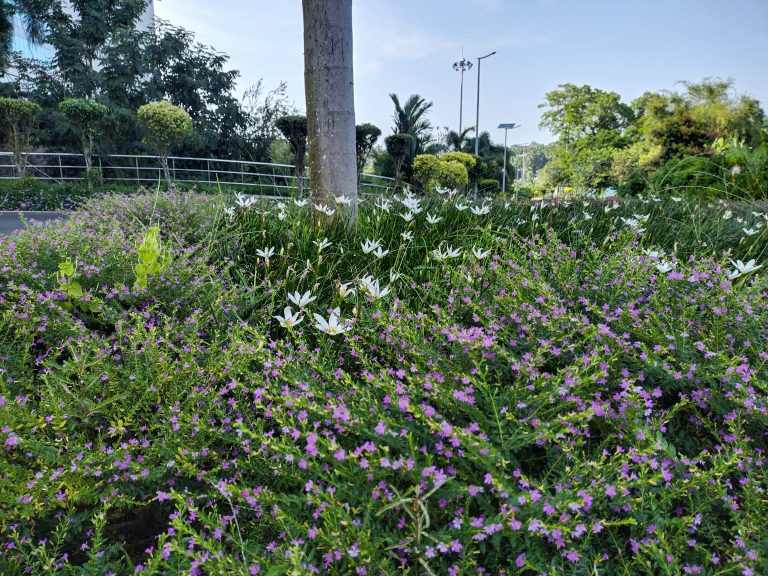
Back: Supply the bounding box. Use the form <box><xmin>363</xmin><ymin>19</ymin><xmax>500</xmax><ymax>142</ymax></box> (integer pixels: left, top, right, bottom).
<box><xmin>1</xmin><ymin>189</ymin><xmax>767</xmax><ymax>575</ymax></box>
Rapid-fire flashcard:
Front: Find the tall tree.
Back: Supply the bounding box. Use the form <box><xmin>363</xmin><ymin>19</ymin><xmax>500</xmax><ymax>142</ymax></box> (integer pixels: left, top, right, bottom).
<box><xmin>303</xmin><ymin>0</ymin><xmax>357</xmax><ymax>221</ymax></box>
<box><xmin>0</xmin><ymin>0</ymin><xmax>45</xmax><ymax>74</ymax></box>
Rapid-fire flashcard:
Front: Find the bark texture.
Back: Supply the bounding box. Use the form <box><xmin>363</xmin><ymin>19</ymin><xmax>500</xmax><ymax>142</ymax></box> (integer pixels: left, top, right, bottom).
<box><xmin>303</xmin><ymin>0</ymin><xmax>358</xmax><ymax>222</ymax></box>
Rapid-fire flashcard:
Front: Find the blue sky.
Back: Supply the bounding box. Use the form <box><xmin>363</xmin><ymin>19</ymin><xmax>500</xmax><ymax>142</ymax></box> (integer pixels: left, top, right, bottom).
<box><xmin>155</xmin><ymin>0</ymin><xmax>768</xmax><ymax>145</ymax></box>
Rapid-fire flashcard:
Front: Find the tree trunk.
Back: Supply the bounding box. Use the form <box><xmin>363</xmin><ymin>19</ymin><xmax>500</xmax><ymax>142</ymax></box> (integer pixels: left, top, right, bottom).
<box><xmin>303</xmin><ymin>0</ymin><xmax>358</xmax><ymax>223</ymax></box>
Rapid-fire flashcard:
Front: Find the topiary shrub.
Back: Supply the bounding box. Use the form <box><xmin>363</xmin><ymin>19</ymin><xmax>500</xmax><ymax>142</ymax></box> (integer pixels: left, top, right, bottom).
<box><xmin>355</xmin><ymin>123</ymin><xmax>381</xmax><ymax>178</ymax></box>
<box><xmin>440</xmin><ymin>150</ymin><xmax>476</xmax><ymax>171</ymax></box>
<box><xmin>137</xmin><ymin>101</ymin><xmax>194</xmax><ymax>187</ymax></box>
<box><xmin>479</xmin><ymin>178</ymin><xmax>500</xmax><ymax>193</ymax></box>
<box><xmin>0</xmin><ymin>97</ymin><xmax>41</xmax><ymax>177</ymax></box>
<box><xmin>412</xmin><ymin>154</ymin><xmax>441</xmax><ymax>191</ymax></box>
<box><xmin>385</xmin><ymin>133</ymin><xmax>415</xmax><ymax>184</ymax></box>
<box><xmin>59</xmin><ymin>98</ymin><xmax>109</xmax><ymax>191</ymax></box>
<box><xmin>275</xmin><ymin>115</ymin><xmax>308</xmax><ymax>193</ymax></box>
<box><xmin>437</xmin><ymin>158</ymin><xmax>469</xmax><ymax>190</ymax></box>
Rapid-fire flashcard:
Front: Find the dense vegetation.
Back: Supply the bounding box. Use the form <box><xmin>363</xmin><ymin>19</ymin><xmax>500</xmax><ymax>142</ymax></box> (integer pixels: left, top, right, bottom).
<box><xmin>1</xmin><ymin>189</ymin><xmax>766</xmax><ymax>574</ymax></box>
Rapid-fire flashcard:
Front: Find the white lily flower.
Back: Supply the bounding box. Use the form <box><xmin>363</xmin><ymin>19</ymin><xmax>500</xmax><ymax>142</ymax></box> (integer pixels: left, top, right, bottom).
<box><xmin>472</xmin><ymin>246</ymin><xmax>492</xmax><ymax>259</ymax></box>
<box><xmin>470</xmin><ymin>204</ymin><xmax>491</xmax><ymax>216</ymax></box>
<box><xmin>454</xmin><ymin>203</ymin><xmax>469</xmax><ymax>211</ymax></box>
<box><xmin>274</xmin><ymin>306</ymin><xmax>303</xmax><ymax>329</ymax></box>
<box><xmin>399</xmin><ymin>211</ymin><xmax>416</xmax><ymax>222</ymax></box>
<box><xmin>389</xmin><ymin>270</ymin><xmax>401</xmax><ymax>283</ymax></box>
<box><xmin>722</xmin><ymin>210</ymin><xmax>733</xmax><ymax>220</ymax></box>
<box><xmin>399</xmin><ymin>195</ymin><xmax>421</xmax><ymax>214</ymax></box>
<box><xmin>743</xmin><ymin>228</ymin><xmax>758</xmax><ymax>236</ymax></box>
<box><xmin>277</xmin><ymin>210</ymin><xmax>287</xmax><ymax>221</ymax></box>
<box><xmin>359</xmin><ymin>275</ymin><xmax>391</xmax><ymax>299</ymax></box>
<box><xmin>287</xmin><ymin>290</ymin><xmax>316</xmax><ymax>308</ymax></box>
<box><xmin>361</xmin><ymin>238</ymin><xmax>382</xmax><ymax>254</ymax></box>
<box><xmin>334</xmin><ymin>194</ymin><xmax>352</xmax><ymax>206</ymax></box>
<box><xmin>372</xmin><ymin>246</ymin><xmax>389</xmax><ymax>259</ymax></box>
<box><xmin>339</xmin><ymin>282</ymin><xmax>356</xmax><ymax>299</ymax></box>
<box><xmin>426</xmin><ymin>213</ymin><xmax>443</xmax><ymax>225</ymax></box>
<box><xmin>583</xmin><ymin>211</ymin><xmax>592</xmax><ymax>220</ymax></box>
<box><xmin>235</xmin><ymin>192</ymin><xmax>257</xmax><ymax>208</ymax></box>
<box><xmin>293</xmin><ymin>198</ymin><xmax>309</xmax><ymax>207</ymax></box>
<box><xmin>400</xmin><ymin>230</ymin><xmax>414</xmax><ymax>241</ymax></box>
<box><xmin>728</xmin><ymin>259</ymin><xmax>762</xmax><ymax>279</ymax></box>
<box><xmin>256</xmin><ymin>246</ymin><xmax>275</xmax><ymax>260</ymax></box>
<box><xmin>313</xmin><ymin>311</ymin><xmax>351</xmax><ymax>335</ymax></box>
<box><xmin>431</xmin><ymin>244</ymin><xmax>462</xmax><ymax>261</ymax></box>
<box><xmin>670</xmin><ymin>196</ymin><xmax>682</xmax><ymax>202</ymax></box>
<box><xmin>655</xmin><ymin>261</ymin><xmax>675</xmax><ymax>274</ymax></box>
<box><xmin>313</xmin><ymin>238</ymin><xmax>332</xmax><ymax>252</ymax></box>
<box><xmin>375</xmin><ymin>198</ymin><xmax>392</xmax><ymax>212</ymax></box>
<box><xmin>313</xmin><ymin>203</ymin><xmax>336</xmax><ymax>216</ymax></box>
<box><xmin>225</xmin><ymin>206</ymin><xmax>236</xmax><ymax>220</ymax></box>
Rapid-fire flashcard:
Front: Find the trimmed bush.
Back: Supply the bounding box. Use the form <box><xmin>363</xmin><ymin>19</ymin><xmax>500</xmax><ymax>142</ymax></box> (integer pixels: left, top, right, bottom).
<box><xmin>137</xmin><ymin>101</ymin><xmax>194</xmax><ymax>187</ymax></box>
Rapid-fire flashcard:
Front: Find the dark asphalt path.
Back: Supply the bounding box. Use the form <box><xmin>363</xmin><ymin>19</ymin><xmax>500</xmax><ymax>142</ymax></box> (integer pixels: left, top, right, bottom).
<box><xmin>0</xmin><ymin>211</ymin><xmax>66</xmax><ymax>237</ymax></box>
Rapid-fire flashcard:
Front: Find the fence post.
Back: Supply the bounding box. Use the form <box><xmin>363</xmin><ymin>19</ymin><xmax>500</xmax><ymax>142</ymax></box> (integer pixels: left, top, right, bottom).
<box><xmin>59</xmin><ymin>155</ymin><xmax>64</xmax><ymax>180</ymax></box>
<box><xmin>172</xmin><ymin>157</ymin><xmax>176</xmax><ymax>181</ymax></box>
<box><xmin>207</xmin><ymin>160</ymin><xmax>211</xmax><ymax>185</ymax></box>
<box><xmin>135</xmin><ymin>157</ymin><xmax>140</xmax><ymax>184</ymax></box>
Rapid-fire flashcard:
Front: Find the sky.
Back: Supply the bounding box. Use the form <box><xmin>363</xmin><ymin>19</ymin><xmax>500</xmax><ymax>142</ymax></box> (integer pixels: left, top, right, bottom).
<box><xmin>154</xmin><ymin>0</ymin><xmax>768</xmax><ymax>146</ymax></box>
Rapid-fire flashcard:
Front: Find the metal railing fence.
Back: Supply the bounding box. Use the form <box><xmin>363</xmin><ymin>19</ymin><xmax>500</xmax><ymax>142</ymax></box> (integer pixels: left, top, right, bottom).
<box><xmin>0</xmin><ymin>152</ymin><xmax>395</xmax><ymax>196</ymax></box>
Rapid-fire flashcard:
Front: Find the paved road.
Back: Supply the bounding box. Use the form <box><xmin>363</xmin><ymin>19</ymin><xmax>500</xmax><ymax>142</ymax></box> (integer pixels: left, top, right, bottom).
<box><xmin>0</xmin><ymin>211</ymin><xmax>65</xmax><ymax>237</ymax></box>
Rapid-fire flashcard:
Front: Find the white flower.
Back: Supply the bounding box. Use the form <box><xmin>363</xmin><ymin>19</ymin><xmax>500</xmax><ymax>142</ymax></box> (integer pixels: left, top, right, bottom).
<box><xmin>582</xmin><ymin>211</ymin><xmax>592</xmax><ymax>220</ymax></box>
<box><xmin>470</xmin><ymin>204</ymin><xmax>491</xmax><ymax>216</ymax></box>
<box><xmin>277</xmin><ymin>210</ymin><xmax>287</xmax><ymax>221</ymax></box>
<box><xmin>650</xmin><ymin>195</ymin><xmax>661</xmax><ymax>202</ymax></box>
<box><xmin>728</xmin><ymin>259</ymin><xmax>762</xmax><ymax>279</ymax></box>
<box><xmin>334</xmin><ymin>194</ymin><xmax>352</xmax><ymax>206</ymax></box>
<box><xmin>361</xmin><ymin>238</ymin><xmax>382</xmax><ymax>254</ymax></box>
<box><xmin>670</xmin><ymin>196</ymin><xmax>683</xmax><ymax>202</ymax></box>
<box><xmin>426</xmin><ymin>213</ymin><xmax>443</xmax><ymax>225</ymax></box>
<box><xmin>372</xmin><ymin>246</ymin><xmax>389</xmax><ymax>259</ymax></box>
<box><xmin>723</xmin><ymin>210</ymin><xmax>733</xmax><ymax>220</ymax></box>
<box><xmin>454</xmin><ymin>203</ymin><xmax>469</xmax><ymax>211</ymax></box>
<box><xmin>399</xmin><ymin>211</ymin><xmax>416</xmax><ymax>222</ymax></box>
<box><xmin>431</xmin><ymin>244</ymin><xmax>462</xmax><ymax>261</ymax></box>
<box><xmin>472</xmin><ymin>246</ymin><xmax>491</xmax><ymax>259</ymax></box>
<box><xmin>313</xmin><ymin>238</ymin><xmax>332</xmax><ymax>252</ymax></box>
<box><xmin>338</xmin><ymin>282</ymin><xmax>356</xmax><ymax>299</ymax></box>
<box><xmin>359</xmin><ymin>275</ymin><xmax>391</xmax><ymax>299</ymax></box>
<box><xmin>389</xmin><ymin>270</ymin><xmax>401</xmax><ymax>283</ymax></box>
<box><xmin>503</xmin><ymin>201</ymin><xmax>512</xmax><ymax>210</ymax></box>
<box><xmin>400</xmin><ymin>231</ymin><xmax>414</xmax><ymax>241</ymax></box>
<box><xmin>274</xmin><ymin>306</ymin><xmax>303</xmax><ymax>329</ymax></box>
<box><xmin>743</xmin><ymin>228</ymin><xmax>758</xmax><ymax>236</ymax></box>
<box><xmin>287</xmin><ymin>290</ymin><xmax>316</xmax><ymax>308</ymax></box>
<box><xmin>293</xmin><ymin>198</ymin><xmax>309</xmax><ymax>207</ymax></box>
<box><xmin>313</xmin><ymin>203</ymin><xmax>336</xmax><ymax>216</ymax></box>
<box><xmin>313</xmin><ymin>311</ymin><xmax>351</xmax><ymax>335</ymax></box>
<box><xmin>256</xmin><ymin>246</ymin><xmax>275</xmax><ymax>260</ymax></box>
<box><xmin>655</xmin><ymin>261</ymin><xmax>675</xmax><ymax>274</ymax></box>
<box><xmin>398</xmin><ymin>194</ymin><xmax>421</xmax><ymax>214</ymax></box>
<box><xmin>235</xmin><ymin>192</ymin><xmax>257</xmax><ymax>208</ymax></box>
<box><xmin>225</xmin><ymin>206</ymin><xmax>236</xmax><ymax>220</ymax></box>
<box><xmin>375</xmin><ymin>198</ymin><xmax>392</xmax><ymax>212</ymax></box>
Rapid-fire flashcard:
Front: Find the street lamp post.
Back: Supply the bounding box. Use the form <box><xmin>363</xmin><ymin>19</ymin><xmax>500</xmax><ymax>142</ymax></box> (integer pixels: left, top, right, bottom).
<box><xmin>474</xmin><ymin>51</ymin><xmax>496</xmax><ymax>194</ymax></box>
<box><xmin>452</xmin><ymin>53</ymin><xmax>473</xmax><ymax>135</ymax></box>
<box><xmin>498</xmin><ymin>123</ymin><xmax>519</xmax><ymax>194</ymax></box>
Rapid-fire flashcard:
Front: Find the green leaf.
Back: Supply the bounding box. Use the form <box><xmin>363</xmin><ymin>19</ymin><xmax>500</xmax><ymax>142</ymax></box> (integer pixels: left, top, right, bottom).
<box><xmin>58</xmin><ymin>261</ymin><xmax>75</xmax><ymax>276</ymax></box>
<box><xmin>67</xmin><ymin>282</ymin><xmax>83</xmax><ymax>298</ymax></box>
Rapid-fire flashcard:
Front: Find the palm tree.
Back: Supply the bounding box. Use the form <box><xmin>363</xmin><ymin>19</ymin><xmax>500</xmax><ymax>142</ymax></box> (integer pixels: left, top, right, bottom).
<box><xmin>444</xmin><ymin>127</ymin><xmax>474</xmax><ymax>152</ymax></box>
<box><xmin>0</xmin><ymin>1</ymin><xmax>45</xmax><ymax>73</ymax></box>
<box><xmin>389</xmin><ymin>93</ymin><xmax>434</xmax><ymax>153</ymax></box>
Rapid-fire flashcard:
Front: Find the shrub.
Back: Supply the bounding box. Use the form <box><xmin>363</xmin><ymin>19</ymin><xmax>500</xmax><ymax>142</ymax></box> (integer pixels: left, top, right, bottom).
<box><xmin>137</xmin><ymin>101</ymin><xmax>194</xmax><ymax>187</ymax></box>
<box><xmin>437</xmin><ymin>158</ymin><xmax>469</xmax><ymax>190</ymax></box>
<box><xmin>412</xmin><ymin>154</ymin><xmax>441</xmax><ymax>190</ymax></box>
<box><xmin>440</xmin><ymin>150</ymin><xmax>476</xmax><ymax>170</ymax></box>
<box><xmin>479</xmin><ymin>178</ymin><xmax>500</xmax><ymax>193</ymax></box>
